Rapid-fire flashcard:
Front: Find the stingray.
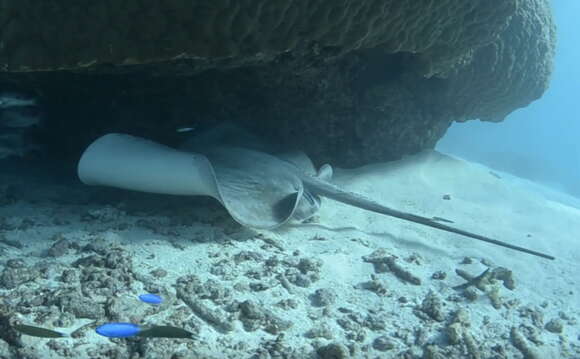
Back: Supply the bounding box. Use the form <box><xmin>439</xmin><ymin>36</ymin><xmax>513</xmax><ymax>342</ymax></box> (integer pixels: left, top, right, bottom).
<box><xmin>77</xmin><ymin>123</ymin><xmax>554</xmax><ymax>260</ymax></box>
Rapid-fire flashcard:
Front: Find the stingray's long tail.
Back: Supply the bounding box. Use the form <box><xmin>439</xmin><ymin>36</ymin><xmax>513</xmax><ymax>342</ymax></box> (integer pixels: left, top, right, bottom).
<box><xmin>304</xmin><ymin>177</ymin><xmax>555</xmax><ymax>260</ymax></box>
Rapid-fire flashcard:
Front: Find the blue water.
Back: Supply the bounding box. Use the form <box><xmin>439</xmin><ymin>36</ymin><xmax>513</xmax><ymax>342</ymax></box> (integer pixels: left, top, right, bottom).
<box><xmin>437</xmin><ymin>1</ymin><xmax>580</xmax><ymax>199</ymax></box>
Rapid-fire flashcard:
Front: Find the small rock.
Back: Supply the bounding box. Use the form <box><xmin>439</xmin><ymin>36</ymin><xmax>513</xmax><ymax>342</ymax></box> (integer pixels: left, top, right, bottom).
<box><xmin>286</xmin><ymin>271</ymin><xmax>312</xmax><ymax>288</ymax></box>
<box><xmin>306</xmin><ymin>324</ymin><xmax>334</xmax><ymax>339</ymax></box>
<box><xmin>461</xmin><ymin>257</ymin><xmax>474</xmax><ymax>264</ymax></box>
<box><xmin>372</xmin><ymin>336</ymin><xmax>395</xmax><ymax>351</ymax></box>
<box><xmin>0</xmin><ymin>265</ymin><xmax>36</xmax><ymax>289</ymax></box>
<box><xmin>511</xmin><ymin>327</ymin><xmax>541</xmax><ymax>359</ymax></box>
<box><xmin>358</xmin><ymin>277</ymin><xmax>389</xmax><ymax>296</ymax></box>
<box><xmin>233</xmin><ymin>250</ymin><xmax>263</xmax><ymax>263</ymax></box>
<box><xmin>317</xmin><ymin>343</ymin><xmax>350</xmax><ymax>359</ymax></box>
<box><xmin>446</xmin><ymin>323</ymin><xmax>463</xmax><ymax>344</ymax></box>
<box><xmin>418</xmin><ymin>290</ymin><xmax>445</xmax><ymax>322</ymax></box>
<box><xmin>6</xmin><ymin>259</ymin><xmax>25</xmax><ymax>268</ymax></box>
<box><xmin>545</xmin><ymin>318</ymin><xmax>564</xmax><ymax>333</ymax></box>
<box><xmin>480</xmin><ymin>258</ymin><xmax>494</xmax><ymax>267</ymax></box>
<box><xmin>276</xmin><ymin>299</ymin><xmax>298</xmax><ymax>310</ymax></box>
<box><xmin>297</xmin><ymin>258</ymin><xmax>322</xmax><ymax>274</ymax></box>
<box><xmin>240</xmin><ymin>300</ymin><xmax>265</xmax><ymax>320</ymax></box>
<box><xmin>59</xmin><ymin>269</ymin><xmax>79</xmax><ymax>283</ymax></box>
<box><xmin>0</xmin><ymin>235</ymin><xmax>23</xmax><ymax>249</ymax></box>
<box><xmin>432</xmin><ymin>271</ymin><xmax>447</xmax><ymax>280</ymax></box>
<box><xmin>56</xmin><ymin>292</ymin><xmax>106</xmax><ymax>319</ymax></box>
<box><xmin>463</xmin><ymin>288</ymin><xmax>478</xmax><ymax>301</ymax></box>
<box><xmin>150</xmin><ymin>268</ymin><xmax>167</xmax><ymax>278</ymax></box>
<box><xmin>47</xmin><ymin>238</ymin><xmax>79</xmax><ymax>257</ymax></box>
<box><xmin>311</xmin><ymin>288</ymin><xmax>337</xmax><ymax>307</ymax></box>
<box><xmin>492</xmin><ymin>267</ymin><xmax>516</xmax><ymax>290</ymax></box>
<box><xmin>81</xmin><ymin>206</ymin><xmax>123</xmax><ymax>223</ymax></box>
<box><xmin>487</xmin><ymin>286</ymin><xmax>502</xmax><ymax>309</ymax></box>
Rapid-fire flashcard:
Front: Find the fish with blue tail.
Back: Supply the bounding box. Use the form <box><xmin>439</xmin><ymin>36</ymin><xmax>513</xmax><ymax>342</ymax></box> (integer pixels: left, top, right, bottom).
<box><xmin>138</xmin><ymin>293</ymin><xmax>163</xmax><ymax>305</ymax></box>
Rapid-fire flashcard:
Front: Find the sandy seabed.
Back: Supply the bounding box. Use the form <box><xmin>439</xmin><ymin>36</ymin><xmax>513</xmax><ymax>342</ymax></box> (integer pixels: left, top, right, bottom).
<box><xmin>0</xmin><ymin>150</ymin><xmax>578</xmax><ymax>358</ymax></box>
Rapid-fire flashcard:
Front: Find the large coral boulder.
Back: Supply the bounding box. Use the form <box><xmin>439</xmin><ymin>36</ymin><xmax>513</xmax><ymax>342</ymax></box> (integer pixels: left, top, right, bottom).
<box><xmin>0</xmin><ymin>0</ymin><xmax>555</xmax><ymax>166</ymax></box>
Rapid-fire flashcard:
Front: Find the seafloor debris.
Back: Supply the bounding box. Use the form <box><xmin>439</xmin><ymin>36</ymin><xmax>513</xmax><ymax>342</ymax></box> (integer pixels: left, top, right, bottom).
<box><xmin>238</xmin><ymin>299</ymin><xmax>292</xmax><ymax>334</ymax></box>
<box><xmin>0</xmin><ymin>259</ymin><xmax>39</xmax><ymax>289</ymax></box>
<box><xmin>545</xmin><ymin>318</ymin><xmax>564</xmax><ymax>334</ymax></box>
<box><xmin>362</xmin><ymin>248</ymin><xmax>422</xmax><ymax>285</ymax></box>
<box><xmin>305</xmin><ymin>323</ymin><xmax>334</xmax><ymax>339</ymax></box>
<box><xmin>316</xmin><ymin>342</ymin><xmax>351</xmax><ymax>359</ymax></box>
<box><xmin>175</xmin><ymin>275</ymin><xmax>235</xmax><ymax>333</ymax></box>
<box><xmin>511</xmin><ymin>326</ymin><xmax>541</xmax><ymax>359</ymax></box>
<box><xmin>414</xmin><ymin>290</ymin><xmax>445</xmax><ymax>322</ymax></box>
<box><xmin>453</xmin><ymin>266</ymin><xmax>516</xmax><ymax>309</ymax></box>
<box><xmin>357</xmin><ymin>274</ymin><xmax>390</xmax><ymax>296</ymax></box>
<box><xmin>444</xmin><ymin>309</ymin><xmax>483</xmax><ymax>358</ymax></box>
<box><xmin>310</xmin><ymin>288</ymin><xmax>337</xmax><ymax>307</ymax></box>
<box><xmin>372</xmin><ymin>335</ymin><xmax>395</xmax><ymax>351</ymax></box>
<box><xmin>0</xmin><ymin>175</ymin><xmax>578</xmax><ymax>359</ymax></box>
<box><xmin>432</xmin><ymin>270</ymin><xmax>447</xmax><ymax>280</ymax></box>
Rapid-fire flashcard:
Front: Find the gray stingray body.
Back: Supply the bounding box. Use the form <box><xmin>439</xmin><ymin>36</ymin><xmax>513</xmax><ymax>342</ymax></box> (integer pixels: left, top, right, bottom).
<box><xmin>182</xmin><ymin>124</ymin><xmax>553</xmax><ymax>259</ymax></box>
<box><xmin>179</xmin><ymin>122</ymin><xmax>330</xmax><ymax>228</ymax></box>
<box><xmin>77</xmin><ymin>122</ymin><xmax>554</xmax><ymax>260</ymax></box>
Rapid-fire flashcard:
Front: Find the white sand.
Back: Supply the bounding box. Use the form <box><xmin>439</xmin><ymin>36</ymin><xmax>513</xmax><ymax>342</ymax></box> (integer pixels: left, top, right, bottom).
<box><xmin>1</xmin><ymin>150</ymin><xmax>579</xmax><ymax>358</ymax></box>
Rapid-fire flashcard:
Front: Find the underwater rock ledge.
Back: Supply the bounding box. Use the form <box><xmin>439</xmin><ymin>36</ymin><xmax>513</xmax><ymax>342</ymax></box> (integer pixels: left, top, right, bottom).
<box><xmin>0</xmin><ymin>0</ymin><xmax>555</xmax><ymax>167</ymax></box>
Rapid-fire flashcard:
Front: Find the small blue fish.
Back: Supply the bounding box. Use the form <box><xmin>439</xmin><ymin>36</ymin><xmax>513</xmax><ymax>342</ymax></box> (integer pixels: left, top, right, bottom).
<box><xmin>138</xmin><ymin>293</ymin><xmax>163</xmax><ymax>305</ymax></box>
<box><xmin>95</xmin><ymin>323</ymin><xmax>141</xmax><ymax>338</ymax></box>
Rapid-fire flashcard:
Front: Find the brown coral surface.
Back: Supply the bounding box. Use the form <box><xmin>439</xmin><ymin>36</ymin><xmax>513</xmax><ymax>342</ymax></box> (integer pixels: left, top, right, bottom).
<box><xmin>0</xmin><ymin>0</ymin><xmax>556</xmax><ymax>166</ymax></box>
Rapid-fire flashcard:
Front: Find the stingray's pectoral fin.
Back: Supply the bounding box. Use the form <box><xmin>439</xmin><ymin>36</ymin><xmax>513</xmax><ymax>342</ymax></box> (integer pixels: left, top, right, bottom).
<box><xmin>218</xmin><ymin>186</ymin><xmax>302</xmax><ymax>230</ymax></box>
<box><xmin>208</xmin><ymin>147</ymin><xmax>307</xmax><ymax>230</ymax></box>
<box><xmin>77</xmin><ymin>133</ymin><xmax>220</xmax><ymax>197</ymax></box>
<box><xmin>317</xmin><ymin>164</ymin><xmax>333</xmax><ymax>181</ymax></box>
